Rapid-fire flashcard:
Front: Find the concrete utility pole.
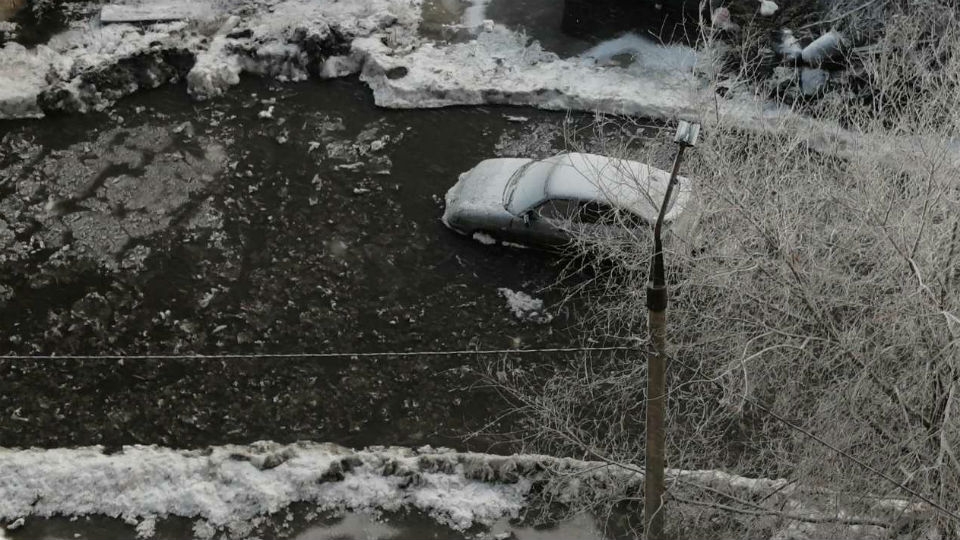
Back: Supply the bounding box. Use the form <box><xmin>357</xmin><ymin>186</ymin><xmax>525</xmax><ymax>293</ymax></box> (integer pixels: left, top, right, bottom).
<box><xmin>644</xmin><ymin>120</ymin><xmax>699</xmax><ymax>540</ymax></box>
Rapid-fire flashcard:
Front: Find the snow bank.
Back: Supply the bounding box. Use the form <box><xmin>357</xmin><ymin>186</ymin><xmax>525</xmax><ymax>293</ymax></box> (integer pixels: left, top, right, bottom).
<box><xmin>0</xmin><ymin>19</ymin><xmax>205</xmax><ymax>117</ymax></box>
<box><xmin>356</xmin><ymin>26</ymin><xmax>701</xmax><ymax>118</ymax></box>
<box><xmin>0</xmin><ymin>443</ymin><xmax>929</xmax><ymax>539</ymax></box>
<box><xmin>0</xmin><ymin>443</ymin><xmax>530</xmax><ymax>537</ymax></box>
<box><xmin>0</xmin><ymin>42</ymin><xmax>62</xmax><ymax>118</ymax></box>
<box><xmin>187</xmin><ymin>0</ymin><xmax>421</xmax><ymax>99</ymax></box>
<box><xmin>0</xmin><ymin>0</ymin><xmax>422</xmax><ymax>117</ymax></box>
<box><xmin>580</xmin><ymin>33</ymin><xmax>697</xmax><ymax>72</ymax></box>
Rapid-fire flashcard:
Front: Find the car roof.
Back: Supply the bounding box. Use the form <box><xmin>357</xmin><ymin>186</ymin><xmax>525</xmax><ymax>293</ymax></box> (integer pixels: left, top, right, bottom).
<box><xmin>503</xmin><ymin>152</ymin><xmax>691</xmax><ymax>223</ymax></box>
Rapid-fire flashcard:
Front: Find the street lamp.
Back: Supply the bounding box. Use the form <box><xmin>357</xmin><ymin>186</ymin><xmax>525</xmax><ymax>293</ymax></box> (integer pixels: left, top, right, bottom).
<box><xmin>644</xmin><ymin>120</ymin><xmax>699</xmax><ymax>540</ymax></box>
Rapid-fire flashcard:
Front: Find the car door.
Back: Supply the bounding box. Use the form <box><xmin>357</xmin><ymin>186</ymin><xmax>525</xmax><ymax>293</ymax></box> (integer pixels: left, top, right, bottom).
<box><xmin>504</xmin><ymin>199</ymin><xmax>578</xmax><ymax>245</ymax></box>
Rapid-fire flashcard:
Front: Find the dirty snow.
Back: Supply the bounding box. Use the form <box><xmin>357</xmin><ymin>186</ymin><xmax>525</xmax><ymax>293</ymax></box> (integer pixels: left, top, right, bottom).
<box><xmin>0</xmin><ymin>443</ymin><xmax>925</xmax><ymax>539</ymax></box>
<box><xmin>357</xmin><ymin>25</ymin><xmax>701</xmax><ymax>118</ymax></box>
<box><xmin>0</xmin><ymin>0</ymin><xmax>422</xmax><ymax>117</ymax></box>
<box><xmin>0</xmin><ymin>443</ymin><xmax>531</xmax><ymax>537</ymax></box>
<box><xmin>579</xmin><ymin>33</ymin><xmax>697</xmax><ymax>72</ymax></box>
<box><xmin>498</xmin><ymin>288</ymin><xmax>553</xmax><ymax>324</ymax></box>
<box><xmin>0</xmin><ymin>20</ymin><xmax>205</xmax><ymax>117</ymax></box>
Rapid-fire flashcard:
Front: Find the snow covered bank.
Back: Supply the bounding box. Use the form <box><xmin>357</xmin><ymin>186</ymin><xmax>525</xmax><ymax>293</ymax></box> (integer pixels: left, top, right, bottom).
<box><xmin>0</xmin><ymin>442</ymin><xmax>929</xmax><ymax>539</ymax></box>
<box><xmin>0</xmin><ymin>442</ymin><xmax>531</xmax><ymax>538</ymax></box>
<box><xmin>357</xmin><ymin>26</ymin><xmax>701</xmax><ymax>118</ymax></box>
<box><xmin>0</xmin><ymin>0</ymin><xmax>422</xmax><ymax>118</ymax></box>
<box><xmin>0</xmin><ymin>0</ymin><xmax>704</xmax><ymax>121</ymax></box>
<box><xmin>0</xmin><ymin>20</ymin><xmax>205</xmax><ymax>117</ymax></box>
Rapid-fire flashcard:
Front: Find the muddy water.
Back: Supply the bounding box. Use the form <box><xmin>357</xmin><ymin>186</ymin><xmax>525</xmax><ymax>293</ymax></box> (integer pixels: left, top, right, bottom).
<box><xmin>6</xmin><ymin>510</ymin><xmax>611</xmax><ymax>540</ymax></box>
<box><xmin>0</xmin><ymin>75</ymin><xmax>623</xmax><ymax>452</ymax></box>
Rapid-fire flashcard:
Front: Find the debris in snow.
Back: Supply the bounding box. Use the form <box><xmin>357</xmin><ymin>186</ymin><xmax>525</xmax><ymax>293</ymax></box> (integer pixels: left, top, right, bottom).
<box><xmin>369</xmin><ymin>139</ymin><xmax>386</xmax><ymax>151</ymax></box>
<box><xmin>311</xmin><ymin>174</ymin><xmax>323</xmax><ymax>189</ymax></box>
<box><xmin>336</xmin><ymin>162</ymin><xmax>364</xmax><ymax>171</ymax></box>
<box><xmin>759</xmin><ymin>0</ymin><xmax>778</xmax><ymax>16</ymax></box>
<box><xmin>258</xmin><ymin>106</ymin><xmax>275</xmax><ymax>119</ymax></box>
<box><xmin>497</xmin><ymin>288</ymin><xmax>553</xmax><ymax>324</ymax></box>
<box><xmin>801</xmin><ymin>31</ymin><xmax>844</xmax><ymax>66</ymax></box>
<box><xmin>308</xmin><ymin>141</ymin><xmax>322</xmax><ymax>153</ymax></box>
<box><xmin>481</xmin><ymin>19</ymin><xmax>495</xmax><ymax>33</ymax></box>
<box><xmin>6</xmin><ymin>518</ymin><xmax>24</xmax><ymax>530</ymax></box>
<box><xmin>472</xmin><ymin>231</ymin><xmax>497</xmax><ymax>245</ymax></box>
<box><xmin>504</xmin><ymin>115</ymin><xmax>528</xmax><ymax>123</ymax></box>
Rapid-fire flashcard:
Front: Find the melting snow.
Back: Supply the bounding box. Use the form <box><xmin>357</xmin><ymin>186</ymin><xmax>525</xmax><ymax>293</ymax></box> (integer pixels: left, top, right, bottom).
<box><xmin>0</xmin><ymin>443</ymin><xmax>531</xmax><ymax>537</ymax></box>
<box><xmin>579</xmin><ymin>33</ymin><xmax>697</xmax><ymax>72</ymax></box>
<box><xmin>0</xmin><ymin>443</ymin><xmax>922</xmax><ymax>539</ymax></box>
<box><xmin>472</xmin><ymin>231</ymin><xmax>497</xmax><ymax>245</ymax></box>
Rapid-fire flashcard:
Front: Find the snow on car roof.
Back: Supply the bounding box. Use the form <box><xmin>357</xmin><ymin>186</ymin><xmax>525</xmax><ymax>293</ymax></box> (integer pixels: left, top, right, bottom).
<box><xmin>504</xmin><ymin>152</ymin><xmax>691</xmax><ymax>223</ymax></box>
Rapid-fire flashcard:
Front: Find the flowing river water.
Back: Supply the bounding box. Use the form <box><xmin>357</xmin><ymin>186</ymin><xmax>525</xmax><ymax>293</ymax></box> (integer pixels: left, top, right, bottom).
<box><xmin>0</xmin><ymin>1</ymin><xmax>675</xmax><ymax>538</ymax></box>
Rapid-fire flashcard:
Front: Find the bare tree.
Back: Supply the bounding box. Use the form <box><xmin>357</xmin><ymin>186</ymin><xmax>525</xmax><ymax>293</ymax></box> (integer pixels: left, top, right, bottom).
<box><xmin>486</xmin><ymin>2</ymin><xmax>960</xmax><ymax>537</ymax></box>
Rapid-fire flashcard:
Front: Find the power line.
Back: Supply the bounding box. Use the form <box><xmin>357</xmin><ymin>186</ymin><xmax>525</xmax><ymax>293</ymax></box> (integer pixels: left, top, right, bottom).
<box><xmin>0</xmin><ymin>345</ymin><xmax>633</xmax><ymax>361</ymax></box>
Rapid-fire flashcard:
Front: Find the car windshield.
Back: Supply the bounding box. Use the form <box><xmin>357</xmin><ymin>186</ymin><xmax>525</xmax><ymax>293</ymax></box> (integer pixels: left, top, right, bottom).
<box><xmin>502</xmin><ymin>159</ymin><xmax>560</xmax><ymax>216</ymax></box>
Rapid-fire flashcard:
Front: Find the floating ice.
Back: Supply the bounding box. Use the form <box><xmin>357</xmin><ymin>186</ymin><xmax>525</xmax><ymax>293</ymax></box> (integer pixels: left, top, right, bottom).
<box><xmin>759</xmin><ymin>0</ymin><xmax>778</xmax><ymax>16</ymax></box>
<box><xmin>498</xmin><ymin>288</ymin><xmax>553</xmax><ymax>324</ymax></box>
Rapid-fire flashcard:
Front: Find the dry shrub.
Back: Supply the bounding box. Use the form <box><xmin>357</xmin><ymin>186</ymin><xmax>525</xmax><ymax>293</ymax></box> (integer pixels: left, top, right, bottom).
<box><xmin>489</xmin><ymin>2</ymin><xmax>960</xmax><ymax>537</ymax></box>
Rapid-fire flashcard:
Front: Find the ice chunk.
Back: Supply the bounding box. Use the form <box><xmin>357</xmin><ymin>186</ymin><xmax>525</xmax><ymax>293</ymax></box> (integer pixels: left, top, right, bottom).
<box><xmin>759</xmin><ymin>0</ymin><xmax>778</xmax><ymax>16</ymax></box>
<box><xmin>472</xmin><ymin>231</ymin><xmax>497</xmax><ymax>245</ymax></box>
<box><xmin>497</xmin><ymin>288</ymin><xmax>553</xmax><ymax>323</ymax></box>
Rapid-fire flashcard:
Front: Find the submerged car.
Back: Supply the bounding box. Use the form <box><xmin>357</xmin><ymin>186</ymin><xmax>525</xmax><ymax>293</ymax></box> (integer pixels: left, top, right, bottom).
<box><xmin>441</xmin><ymin>152</ymin><xmax>692</xmax><ymax>247</ymax></box>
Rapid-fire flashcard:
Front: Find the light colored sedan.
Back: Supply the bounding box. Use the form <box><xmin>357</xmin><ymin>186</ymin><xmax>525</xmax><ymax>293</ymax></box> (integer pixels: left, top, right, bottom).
<box><xmin>441</xmin><ymin>152</ymin><xmax>692</xmax><ymax>247</ymax></box>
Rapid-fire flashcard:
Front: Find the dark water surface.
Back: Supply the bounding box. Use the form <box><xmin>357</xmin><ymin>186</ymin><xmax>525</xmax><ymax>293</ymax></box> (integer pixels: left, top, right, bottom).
<box><xmin>0</xmin><ymin>76</ymin><xmax>615</xmax><ymax>452</ymax></box>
